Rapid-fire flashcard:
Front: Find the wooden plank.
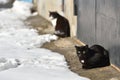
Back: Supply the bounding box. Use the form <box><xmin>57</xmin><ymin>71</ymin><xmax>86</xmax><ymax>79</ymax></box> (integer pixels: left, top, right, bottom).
<box><xmin>111</xmin><ymin>64</ymin><xmax>120</xmax><ymax>72</ymax></box>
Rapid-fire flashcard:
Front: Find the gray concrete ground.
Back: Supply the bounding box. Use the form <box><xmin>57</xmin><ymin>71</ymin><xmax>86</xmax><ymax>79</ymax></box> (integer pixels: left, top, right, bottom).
<box><xmin>26</xmin><ymin>15</ymin><xmax>120</xmax><ymax>80</ymax></box>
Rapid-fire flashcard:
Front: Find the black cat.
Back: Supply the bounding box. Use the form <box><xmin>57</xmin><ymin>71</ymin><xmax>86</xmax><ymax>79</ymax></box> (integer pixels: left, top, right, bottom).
<box><xmin>49</xmin><ymin>11</ymin><xmax>70</xmax><ymax>38</ymax></box>
<box><xmin>75</xmin><ymin>45</ymin><xmax>110</xmax><ymax>69</ymax></box>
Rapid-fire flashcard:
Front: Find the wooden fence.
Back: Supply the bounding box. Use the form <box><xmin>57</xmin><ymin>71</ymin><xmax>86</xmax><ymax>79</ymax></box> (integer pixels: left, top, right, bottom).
<box><xmin>77</xmin><ymin>0</ymin><xmax>120</xmax><ymax>68</ymax></box>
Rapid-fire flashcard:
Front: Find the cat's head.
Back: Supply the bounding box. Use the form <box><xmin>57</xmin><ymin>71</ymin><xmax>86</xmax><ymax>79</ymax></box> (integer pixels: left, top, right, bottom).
<box><xmin>49</xmin><ymin>11</ymin><xmax>59</xmax><ymax>19</ymax></box>
<box><xmin>75</xmin><ymin>45</ymin><xmax>89</xmax><ymax>60</ymax></box>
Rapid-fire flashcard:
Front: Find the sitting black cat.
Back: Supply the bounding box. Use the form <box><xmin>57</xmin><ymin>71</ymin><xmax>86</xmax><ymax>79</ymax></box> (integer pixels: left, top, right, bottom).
<box><xmin>75</xmin><ymin>45</ymin><xmax>110</xmax><ymax>69</ymax></box>
<box><xmin>49</xmin><ymin>11</ymin><xmax>70</xmax><ymax>38</ymax></box>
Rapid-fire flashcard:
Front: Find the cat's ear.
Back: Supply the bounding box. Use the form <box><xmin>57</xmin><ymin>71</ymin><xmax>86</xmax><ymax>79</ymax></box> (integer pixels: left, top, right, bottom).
<box><xmin>75</xmin><ymin>45</ymin><xmax>79</xmax><ymax>49</ymax></box>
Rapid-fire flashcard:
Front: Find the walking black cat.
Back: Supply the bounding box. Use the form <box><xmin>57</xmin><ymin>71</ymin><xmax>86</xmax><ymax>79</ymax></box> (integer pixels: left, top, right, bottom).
<box><xmin>49</xmin><ymin>11</ymin><xmax>70</xmax><ymax>38</ymax></box>
<box><xmin>75</xmin><ymin>45</ymin><xmax>110</xmax><ymax>69</ymax></box>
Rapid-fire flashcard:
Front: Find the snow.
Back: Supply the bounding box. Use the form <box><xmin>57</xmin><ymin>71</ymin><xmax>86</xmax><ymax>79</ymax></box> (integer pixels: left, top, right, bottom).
<box><xmin>0</xmin><ymin>0</ymin><xmax>90</xmax><ymax>80</ymax></box>
<box><xmin>0</xmin><ymin>0</ymin><xmax>10</xmax><ymax>4</ymax></box>
<box><xmin>12</xmin><ymin>0</ymin><xmax>33</xmax><ymax>18</ymax></box>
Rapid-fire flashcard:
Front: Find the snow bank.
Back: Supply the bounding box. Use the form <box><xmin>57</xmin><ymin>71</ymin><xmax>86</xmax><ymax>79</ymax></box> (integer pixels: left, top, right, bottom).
<box><xmin>0</xmin><ymin>0</ymin><xmax>10</xmax><ymax>4</ymax></box>
<box><xmin>0</xmin><ymin>48</ymin><xmax>89</xmax><ymax>80</ymax></box>
<box><xmin>0</xmin><ymin>0</ymin><xmax>90</xmax><ymax>80</ymax></box>
<box><xmin>12</xmin><ymin>0</ymin><xmax>33</xmax><ymax>18</ymax></box>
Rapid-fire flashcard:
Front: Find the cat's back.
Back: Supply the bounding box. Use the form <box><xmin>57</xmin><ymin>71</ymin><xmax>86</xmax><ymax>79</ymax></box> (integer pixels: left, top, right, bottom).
<box><xmin>57</xmin><ymin>15</ymin><xmax>69</xmax><ymax>25</ymax></box>
<box><xmin>90</xmin><ymin>45</ymin><xmax>105</xmax><ymax>50</ymax></box>
<box><xmin>56</xmin><ymin>15</ymin><xmax>70</xmax><ymax>37</ymax></box>
<box><xmin>90</xmin><ymin>45</ymin><xmax>108</xmax><ymax>54</ymax></box>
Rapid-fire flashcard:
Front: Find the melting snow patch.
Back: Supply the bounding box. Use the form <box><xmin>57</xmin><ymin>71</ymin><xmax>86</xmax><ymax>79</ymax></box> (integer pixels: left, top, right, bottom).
<box><xmin>0</xmin><ymin>58</ymin><xmax>20</xmax><ymax>71</ymax></box>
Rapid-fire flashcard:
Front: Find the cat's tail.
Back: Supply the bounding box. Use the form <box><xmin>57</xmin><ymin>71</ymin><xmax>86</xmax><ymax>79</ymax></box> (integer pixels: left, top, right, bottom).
<box><xmin>67</xmin><ymin>23</ymin><xmax>70</xmax><ymax>37</ymax></box>
<box><xmin>104</xmin><ymin>50</ymin><xmax>110</xmax><ymax>66</ymax></box>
